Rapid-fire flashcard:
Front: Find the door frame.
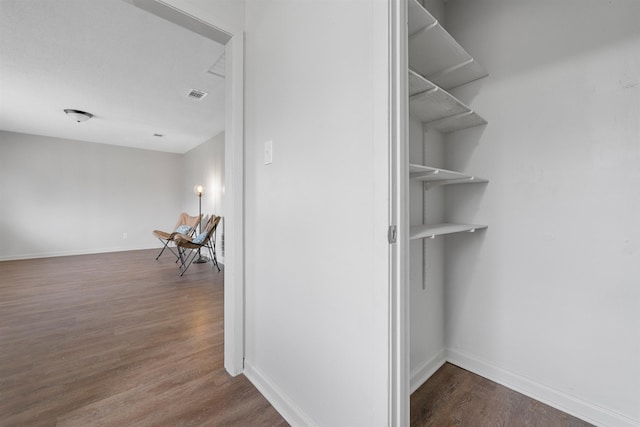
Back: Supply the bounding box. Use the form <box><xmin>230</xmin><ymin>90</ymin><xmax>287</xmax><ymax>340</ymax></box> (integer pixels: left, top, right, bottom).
<box><xmin>389</xmin><ymin>0</ymin><xmax>409</xmax><ymax>424</ymax></box>
<box><xmin>222</xmin><ymin>33</ymin><xmax>244</xmax><ymax>376</ymax></box>
<box><xmin>123</xmin><ymin>0</ymin><xmax>245</xmax><ymax>376</ymax></box>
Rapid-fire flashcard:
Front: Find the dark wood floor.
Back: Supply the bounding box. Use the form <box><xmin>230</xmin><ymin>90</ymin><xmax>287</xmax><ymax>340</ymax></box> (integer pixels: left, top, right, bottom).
<box><xmin>0</xmin><ymin>249</ymin><xmax>288</xmax><ymax>427</ymax></box>
<box><xmin>1</xmin><ymin>249</ymin><xmax>595</xmax><ymax>426</ymax></box>
<box><xmin>411</xmin><ymin>362</ymin><xmax>594</xmax><ymax>427</ymax></box>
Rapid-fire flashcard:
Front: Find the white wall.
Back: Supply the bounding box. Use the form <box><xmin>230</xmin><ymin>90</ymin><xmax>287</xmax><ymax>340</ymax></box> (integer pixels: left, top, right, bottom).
<box><xmin>443</xmin><ymin>1</ymin><xmax>640</xmax><ymax>425</ymax></box>
<box><xmin>243</xmin><ymin>1</ymin><xmax>391</xmax><ymax>425</ymax></box>
<box><xmin>0</xmin><ymin>131</ymin><xmax>183</xmax><ymax>260</ymax></box>
<box><xmin>182</xmin><ymin>131</ymin><xmax>224</xmax><ymax>260</ymax></box>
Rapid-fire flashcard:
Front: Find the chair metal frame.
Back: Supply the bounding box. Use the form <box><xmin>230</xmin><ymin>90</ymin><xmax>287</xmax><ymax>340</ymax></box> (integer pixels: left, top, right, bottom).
<box><xmin>175</xmin><ymin>215</ymin><xmax>221</xmax><ymax>276</ymax></box>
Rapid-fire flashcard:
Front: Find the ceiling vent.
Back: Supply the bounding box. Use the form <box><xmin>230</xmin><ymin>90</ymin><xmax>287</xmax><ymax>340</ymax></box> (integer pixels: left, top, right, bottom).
<box><xmin>187</xmin><ymin>89</ymin><xmax>208</xmax><ymax>100</ymax></box>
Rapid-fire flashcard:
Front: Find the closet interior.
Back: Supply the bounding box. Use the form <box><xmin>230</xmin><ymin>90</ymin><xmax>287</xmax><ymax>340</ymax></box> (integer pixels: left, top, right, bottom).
<box><xmin>407</xmin><ymin>0</ymin><xmax>488</xmax><ymax>393</ymax></box>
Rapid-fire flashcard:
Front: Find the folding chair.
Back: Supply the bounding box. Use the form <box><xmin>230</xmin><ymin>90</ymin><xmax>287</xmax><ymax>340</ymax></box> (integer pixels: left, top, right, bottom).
<box><xmin>152</xmin><ymin>212</ymin><xmax>202</xmax><ymax>261</ymax></box>
<box><xmin>174</xmin><ymin>215</ymin><xmax>221</xmax><ymax>275</ymax></box>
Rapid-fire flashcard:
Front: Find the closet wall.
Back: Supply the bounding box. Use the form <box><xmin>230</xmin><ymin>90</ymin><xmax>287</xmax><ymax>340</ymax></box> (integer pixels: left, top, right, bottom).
<box><xmin>409</xmin><ymin>123</ymin><xmax>447</xmax><ymax>390</ymax></box>
<box><xmin>441</xmin><ymin>1</ymin><xmax>640</xmax><ymax>426</ymax></box>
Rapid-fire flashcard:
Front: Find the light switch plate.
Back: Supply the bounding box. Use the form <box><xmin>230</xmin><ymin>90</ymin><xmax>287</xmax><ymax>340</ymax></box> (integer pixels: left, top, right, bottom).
<box><xmin>264</xmin><ymin>140</ymin><xmax>273</xmax><ymax>165</ymax></box>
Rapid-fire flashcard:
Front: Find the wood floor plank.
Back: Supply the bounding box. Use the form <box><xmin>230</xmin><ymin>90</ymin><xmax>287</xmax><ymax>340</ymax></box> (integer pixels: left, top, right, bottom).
<box><xmin>0</xmin><ymin>249</ymin><xmax>288</xmax><ymax>427</ymax></box>
<box><xmin>411</xmin><ymin>363</ymin><xmax>595</xmax><ymax>426</ymax></box>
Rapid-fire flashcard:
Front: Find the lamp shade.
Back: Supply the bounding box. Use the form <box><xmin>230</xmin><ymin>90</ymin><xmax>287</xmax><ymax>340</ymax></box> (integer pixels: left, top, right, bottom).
<box><xmin>193</xmin><ymin>185</ymin><xmax>205</xmax><ymax>196</ymax></box>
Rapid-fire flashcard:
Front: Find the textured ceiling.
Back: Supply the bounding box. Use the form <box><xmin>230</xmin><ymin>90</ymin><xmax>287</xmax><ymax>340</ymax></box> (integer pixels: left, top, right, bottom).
<box><xmin>0</xmin><ymin>0</ymin><xmax>225</xmax><ymax>153</ymax></box>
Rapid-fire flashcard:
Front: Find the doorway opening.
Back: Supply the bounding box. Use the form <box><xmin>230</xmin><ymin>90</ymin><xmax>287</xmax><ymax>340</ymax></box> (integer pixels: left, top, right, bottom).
<box><xmin>125</xmin><ymin>0</ymin><xmax>245</xmax><ymax>376</ymax></box>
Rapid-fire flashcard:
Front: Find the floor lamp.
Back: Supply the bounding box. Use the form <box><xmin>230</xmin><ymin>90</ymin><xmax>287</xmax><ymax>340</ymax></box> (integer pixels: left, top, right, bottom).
<box><xmin>193</xmin><ymin>184</ymin><xmax>208</xmax><ymax>263</ymax></box>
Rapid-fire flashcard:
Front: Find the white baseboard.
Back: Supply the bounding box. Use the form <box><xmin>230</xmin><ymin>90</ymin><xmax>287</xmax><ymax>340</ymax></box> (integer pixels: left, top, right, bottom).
<box><xmin>410</xmin><ymin>349</ymin><xmax>447</xmax><ymax>394</ymax></box>
<box><xmin>446</xmin><ymin>349</ymin><xmax>639</xmax><ymax>427</ymax></box>
<box><xmin>244</xmin><ymin>361</ymin><xmax>318</xmax><ymax>427</ymax></box>
<box><xmin>0</xmin><ymin>244</ymin><xmax>161</xmax><ymax>262</ymax></box>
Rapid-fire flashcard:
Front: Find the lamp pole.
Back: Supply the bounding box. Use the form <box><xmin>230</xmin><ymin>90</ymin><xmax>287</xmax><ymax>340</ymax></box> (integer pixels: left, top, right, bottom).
<box><xmin>194</xmin><ymin>184</ymin><xmax>208</xmax><ymax>263</ymax></box>
<box><xmin>198</xmin><ymin>191</ymin><xmax>202</xmax><ymax>234</ymax></box>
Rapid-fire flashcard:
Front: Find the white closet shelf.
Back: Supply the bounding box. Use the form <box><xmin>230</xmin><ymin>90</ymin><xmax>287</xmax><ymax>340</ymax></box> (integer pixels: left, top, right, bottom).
<box><xmin>410</xmin><ymin>223</ymin><xmax>487</xmax><ymax>240</ymax></box>
<box><xmin>409</xmin><ymin>70</ymin><xmax>487</xmax><ymax>133</ymax></box>
<box><xmin>408</xmin><ymin>0</ymin><xmax>487</xmax><ymax>90</ymax></box>
<box><xmin>409</xmin><ymin>163</ymin><xmax>487</xmax><ymax>185</ymax></box>
<box><xmin>409</xmin><ymin>69</ymin><xmax>437</xmax><ymax>96</ymax></box>
<box><xmin>426</xmin><ymin>111</ymin><xmax>487</xmax><ymax>133</ymax></box>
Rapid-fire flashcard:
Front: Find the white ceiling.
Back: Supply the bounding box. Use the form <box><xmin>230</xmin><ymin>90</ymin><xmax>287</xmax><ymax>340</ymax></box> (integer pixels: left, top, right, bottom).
<box><xmin>0</xmin><ymin>0</ymin><xmax>226</xmax><ymax>154</ymax></box>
